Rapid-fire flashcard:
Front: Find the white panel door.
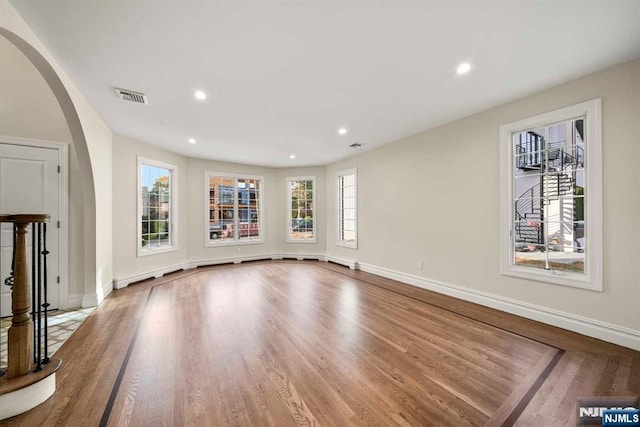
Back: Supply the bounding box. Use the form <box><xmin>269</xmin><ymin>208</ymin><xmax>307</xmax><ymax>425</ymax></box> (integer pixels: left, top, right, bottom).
<box><xmin>0</xmin><ymin>143</ymin><xmax>59</xmax><ymax>317</ymax></box>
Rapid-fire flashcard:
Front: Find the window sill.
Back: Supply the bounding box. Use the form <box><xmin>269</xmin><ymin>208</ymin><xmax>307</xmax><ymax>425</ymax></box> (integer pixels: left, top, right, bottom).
<box><xmin>286</xmin><ymin>238</ymin><xmax>317</xmax><ymax>244</ymax></box>
<box><xmin>137</xmin><ymin>245</ymin><xmax>177</xmax><ymax>257</ymax></box>
<box><xmin>501</xmin><ymin>265</ymin><xmax>602</xmax><ymax>292</ymax></box>
<box><xmin>336</xmin><ymin>241</ymin><xmax>357</xmax><ymax>249</ymax></box>
<box><xmin>205</xmin><ymin>239</ymin><xmax>264</xmax><ymax>248</ymax></box>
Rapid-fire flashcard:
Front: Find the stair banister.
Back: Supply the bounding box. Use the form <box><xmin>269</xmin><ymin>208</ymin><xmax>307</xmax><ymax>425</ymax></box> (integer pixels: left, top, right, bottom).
<box><xmin>0</xmin><ymin>213</ymin><xmax>61</xmax><ymax>421</ymax></box>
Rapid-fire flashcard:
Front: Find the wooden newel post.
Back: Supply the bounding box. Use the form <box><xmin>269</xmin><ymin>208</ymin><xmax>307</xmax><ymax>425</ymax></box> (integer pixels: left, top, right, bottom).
<box><xmin>5</xmin><ymin>214</ymin><xmax>49</xmax><ymax>378</ymax></box>
<box><xmin>7</xmin><ymin>220</ymin><xmax>33</xmax><ymax>377</ymax></box>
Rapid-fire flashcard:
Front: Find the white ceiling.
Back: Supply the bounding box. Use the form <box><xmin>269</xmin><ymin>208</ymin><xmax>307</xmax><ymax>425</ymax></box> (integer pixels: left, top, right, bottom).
<box><xmin>9</xmin><ymin>0</ymin><xmax>640</xmax><ymax>167</ymax></box>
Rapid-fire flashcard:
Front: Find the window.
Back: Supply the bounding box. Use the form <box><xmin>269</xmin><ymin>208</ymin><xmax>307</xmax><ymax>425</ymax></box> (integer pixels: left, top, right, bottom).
<box><xmin>138</xmin><ymin>157</ymin><xmax>177</xmax><ymax>256</ymax></box>
<box><xmin>337</xmin><ymin>168</ymin><xmax>357</xmax><ymax>248</ymax></box>
<box><xmin>205</xmin><ymin>172</ymin><xmax>263</xmax><ymax>245</ymax></box>
<box><xmin>287</xmin><ymin>177</ymin><xmax>316</xmax><ymax>242</ymax></box>
<box><xmin>499</xmin><ymin>99</ymin><xmax>602</xmax><ymax>290</ymax></box>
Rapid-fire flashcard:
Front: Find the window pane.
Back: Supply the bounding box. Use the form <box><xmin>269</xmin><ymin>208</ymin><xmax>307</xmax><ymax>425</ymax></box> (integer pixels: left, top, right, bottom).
<box><xmin>338</xmin><ymin>172</ymin><xmax>356</xmax><ymax>246</ymax></box>
<box><xmin>140</xmin><ymin>162</ymin><xmax>172</xmax><ymax>251</ymax></box>
<box><xmin>208</xmin><ymin>175</ymin><xmax>263</xmax><ymax>242</ymax></box>
<box><xmin>288</xmin><ymin>178</ymin><xmax>315</xmax><ymax>240</ymax></box>
<box><xmin>510</xmin><ymin>116</ymin><xmax>586</xmax><ymax>274</ymax></box>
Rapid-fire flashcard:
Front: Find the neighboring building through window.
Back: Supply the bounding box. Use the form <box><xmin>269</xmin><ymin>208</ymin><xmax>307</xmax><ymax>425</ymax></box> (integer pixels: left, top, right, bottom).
<box><xmin>138</xmin><ymin>157</ymin><xmax>177</xmax><ymax>256</ymax></box>
<box><xmin>287</xmin><ymin>177</ymin><xmax>316</xmax><ymax>242</ymax></box>
<box><xmin>206</xmin><ymin>173</ymin><xmax>263</xmax><ymax>244</ymax></box>
<box><xmin>337</xmin><ymin>168</ymin><xmax>357</xmax><ymax>248</ymax></box>
<box><xmin>499</xmin><ymin>99</ymin><xmax>602</xmax><ymax>290</ymax></box>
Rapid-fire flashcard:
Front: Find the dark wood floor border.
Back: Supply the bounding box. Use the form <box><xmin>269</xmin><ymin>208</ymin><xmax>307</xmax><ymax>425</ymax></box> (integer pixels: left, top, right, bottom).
<box><xmin>500</xmin><ymin>349</ymin><xmax>565</xmax><ymax>426</ymax></box>
<box><xmin>100</xmin><ymin>261</ymin><xmax>566</xmax><ymax>426</ymax></box>
<box><xmin>98</xmin><ymin>284</ymin><xmax>157</xmax><ymax>427</ymax></box>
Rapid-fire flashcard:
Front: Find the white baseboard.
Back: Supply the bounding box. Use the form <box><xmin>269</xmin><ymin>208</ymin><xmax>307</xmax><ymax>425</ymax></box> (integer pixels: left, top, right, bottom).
<box><xmin>325</xmin><ymin>255</ymin><xmax>357</xmax><ymax>269</ymax></box>
<box><xmin>61</xmin><ymin>293</ymin><xmax>83</xmax><ymax>309</ymax></box>
<box><xmin>115</xmin><ymin>253</ymin><xmax>327</xmax><ymax>288</ymax></box>
<box><xmin>271</xmin><ymin>253</ymin><xmax>325</xmax><ymax>262</ymax></box>
<box><xmin>187</xmin><ymin>254</ymin><xmax>276</xmax><ymax>269</ymax></box>
<box><xmin>357</xmin><ymin>262</ymin><xmax>640</xmax><ymax>351</ymax></box>
<box><xmin>113</xmin><ymin>261</ymin><xmax>191</xmax><ymax>289</ymax></box>
<box><xmin>81</xmin><ymin>293</ymin><xmax>98</xmax><ymax>308</ymax></box>
<box><xmin>101</xmin><ymin>279</ymin><xmax>113</xmax><ymax>300</ymax></box>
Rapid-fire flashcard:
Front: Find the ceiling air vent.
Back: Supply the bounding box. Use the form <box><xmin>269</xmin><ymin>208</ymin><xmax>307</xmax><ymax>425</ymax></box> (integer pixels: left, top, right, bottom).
<box><xmin>114</xmin><ymin>88</ymin><xmax>148</xmax><ymax>104</ymax></box>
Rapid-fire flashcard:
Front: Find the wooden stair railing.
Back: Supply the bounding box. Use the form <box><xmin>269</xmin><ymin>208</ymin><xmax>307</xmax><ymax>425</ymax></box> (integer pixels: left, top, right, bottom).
<box><xmin>0</xmin><ymin>213</ymin><xmax>61</xmax><ymax>420</ymax></box>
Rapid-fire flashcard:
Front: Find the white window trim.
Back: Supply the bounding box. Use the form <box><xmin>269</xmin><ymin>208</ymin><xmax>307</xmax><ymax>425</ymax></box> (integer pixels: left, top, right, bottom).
<box><xmin>499</xmin><ymin>98</ymin><xmax>602</xmax><ymax>291</ymax></box>
<box><xmin>137</xmin><ymin>156</ymin><xmax>178</xmax><ymax>257</ymax></box>
<box><xmin>336</xmin><ymin>167</ymin><xmax>358</xmax><ymax>249</ymax></box>
<box><xmin>204</xmin><ymin>171</ymin><xmax>265</xmax><ymax>247</ymax></box>
<box><xmin>286</xmin><ymin>176</ymin><xmax>317</xmax><ymax>243</ymax></box>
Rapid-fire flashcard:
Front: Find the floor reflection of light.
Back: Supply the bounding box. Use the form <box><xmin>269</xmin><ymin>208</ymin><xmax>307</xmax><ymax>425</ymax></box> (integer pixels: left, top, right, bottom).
<box><xmin>287</xmin><ymin>272</ymin><xmax>317</xmax><ymax>320</ymax></box>
<box><xmin>338</xmin><ymin>283</ymin><xmax>362</xmax><ymax>344</ymax></box>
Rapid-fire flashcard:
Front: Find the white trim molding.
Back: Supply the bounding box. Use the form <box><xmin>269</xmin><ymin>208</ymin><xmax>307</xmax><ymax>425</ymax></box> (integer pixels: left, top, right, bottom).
<box><xmin>357</xmin><ymin>261</ymin><xmax>640</xmax><ymax>351</ymax></box>
<box><xmin>113</xmin><ymin>261</ymin><xmax>191</xmax><ymax>289</ymax></box>
<box><xmin>325</xmin><ymin>255</ymin><xmax>357</xmax><ymax>269</ymax></box>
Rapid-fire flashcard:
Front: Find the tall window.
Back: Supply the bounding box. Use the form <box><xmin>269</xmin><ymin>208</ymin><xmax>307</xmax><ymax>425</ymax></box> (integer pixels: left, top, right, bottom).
<box><xmin>205</xmin><ymin>173</ymin><xmax>263</xmax><ymax>245</ymax></box>
<box><xmin>337</xmin><ymin>168</ymin><xmax>357</xmax><ymax>248</ymax></box>
<box><xmin>138</xmin><ymin>157</ymin><xmax>177</xmax><ymax>256</ymax></box>
<box><xmin>287</xmin><ymin>177</ymin><xmax>316</xmax><ymax>242</ymax></box>
<box><xmin>500</xmin><ymin>99</ymin><xmax>602</xmax><ymax>290</ymax></box>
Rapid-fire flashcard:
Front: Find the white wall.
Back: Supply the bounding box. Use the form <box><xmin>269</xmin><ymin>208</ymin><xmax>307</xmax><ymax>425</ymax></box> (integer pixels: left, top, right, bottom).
<box><xmin>326</xmin><ymin>58</ymin><xmax>640</xmax><ymax>333</ymax></box>
<box><xmin>0</xmin><ymin>0</ymin><xmax>113</xmax><ymax>307</ymax></box>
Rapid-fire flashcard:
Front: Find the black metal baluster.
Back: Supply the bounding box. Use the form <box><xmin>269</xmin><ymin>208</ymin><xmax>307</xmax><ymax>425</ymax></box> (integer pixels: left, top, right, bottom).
<box><xmin>42</xmin><ymin>222</ymin><xmax>50</xmax><ymax>365</ymax></box>
<box><xmin>4</xmin><ymin>223</ymin><xmax>17</xmax><ymax>289</ymax></box>
<box><xmin>36</xmin><ymin>223</ymin><xmax>40</xmax><ymax>369</ymax></box>
<box><xmin>32</xmin><ymin>222</ymin><xmax>38</xmax><ymax>367</ymax></box>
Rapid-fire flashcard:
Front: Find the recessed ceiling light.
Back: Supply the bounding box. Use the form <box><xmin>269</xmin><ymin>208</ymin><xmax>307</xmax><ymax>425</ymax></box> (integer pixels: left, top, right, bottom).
<box><xmin>194</xmin><ymin>90</ymin><xmax>207</xmax><ymax>100</ymax></box>
<box><xmin>338</xmin><ymin>127</ymin><xmax>347</xmax><ymax>135</ymax></box>
<box><xmin>289</xmin><ymin>154</ymin><xmax>296</xmax><ymax>159</ymax></box>
<box><xmin>188</xmin><ymin>138</ymin><xmax>196</xmax><ymax>144</ymax></box>
<box><xmin>456</xmin><ymin>62</ymin><xmax>471</xmax><ymax>75</ymax></box>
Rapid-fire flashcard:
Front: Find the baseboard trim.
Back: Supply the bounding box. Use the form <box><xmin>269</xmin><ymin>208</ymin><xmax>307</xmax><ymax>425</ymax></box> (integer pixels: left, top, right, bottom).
<box><xmin>62</xmin><ymin>293</ymin><xmax>83</xmax><ymax>309</ymax></box>
<box><xmin>324</xmin><ymin>255</ymin><xmax>357</xmax><ymax>269</ymax></box>
<box><xmin>101</xmin><ymin>279</ymin><xmax>114</xmax><ymax>301</ymax></box>
<box><xmin>270</xmin><ymin>253</ymin><xmax>325</xmax><ymax>262</ymax></box>
<box><xmin>115</xmin><ymin>253</ymin><xmax>328</xmax><ymax>288</ymax></box>
<box><xmin>81</xmin><ymin>293</ymin><xmax>98</xmax><ymax>308</ymax></box>
<box><xmin>357</xmin><ymin>262</ymin><xmax>640</xmax><ymax>351</ymax></box>
<box><xmin>113</xmin><ymin>262</ymin><xmax>191</xmax><ymax>289</ymax></box>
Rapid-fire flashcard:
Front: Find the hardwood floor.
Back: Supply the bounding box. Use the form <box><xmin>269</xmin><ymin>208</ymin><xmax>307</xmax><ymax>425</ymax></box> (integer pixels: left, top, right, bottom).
<box><xmin>1</xmin><ymin>261</ymin><xmax>638</xmax><ymax>426</ymax></box>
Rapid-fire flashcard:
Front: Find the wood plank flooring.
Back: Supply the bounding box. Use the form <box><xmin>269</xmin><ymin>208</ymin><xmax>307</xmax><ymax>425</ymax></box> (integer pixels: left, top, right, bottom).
<box><xmin>1</xmin><ymin>261</ymin><xmax>638</xmax><ymax>426</ymax></box>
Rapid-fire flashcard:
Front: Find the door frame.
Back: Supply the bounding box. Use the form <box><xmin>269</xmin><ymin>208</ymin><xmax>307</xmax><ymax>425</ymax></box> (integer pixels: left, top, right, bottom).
<box><xmin>0</xmin><ymin>135</ymin><xmax>70</xmax><ymax>308</ymax></box>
